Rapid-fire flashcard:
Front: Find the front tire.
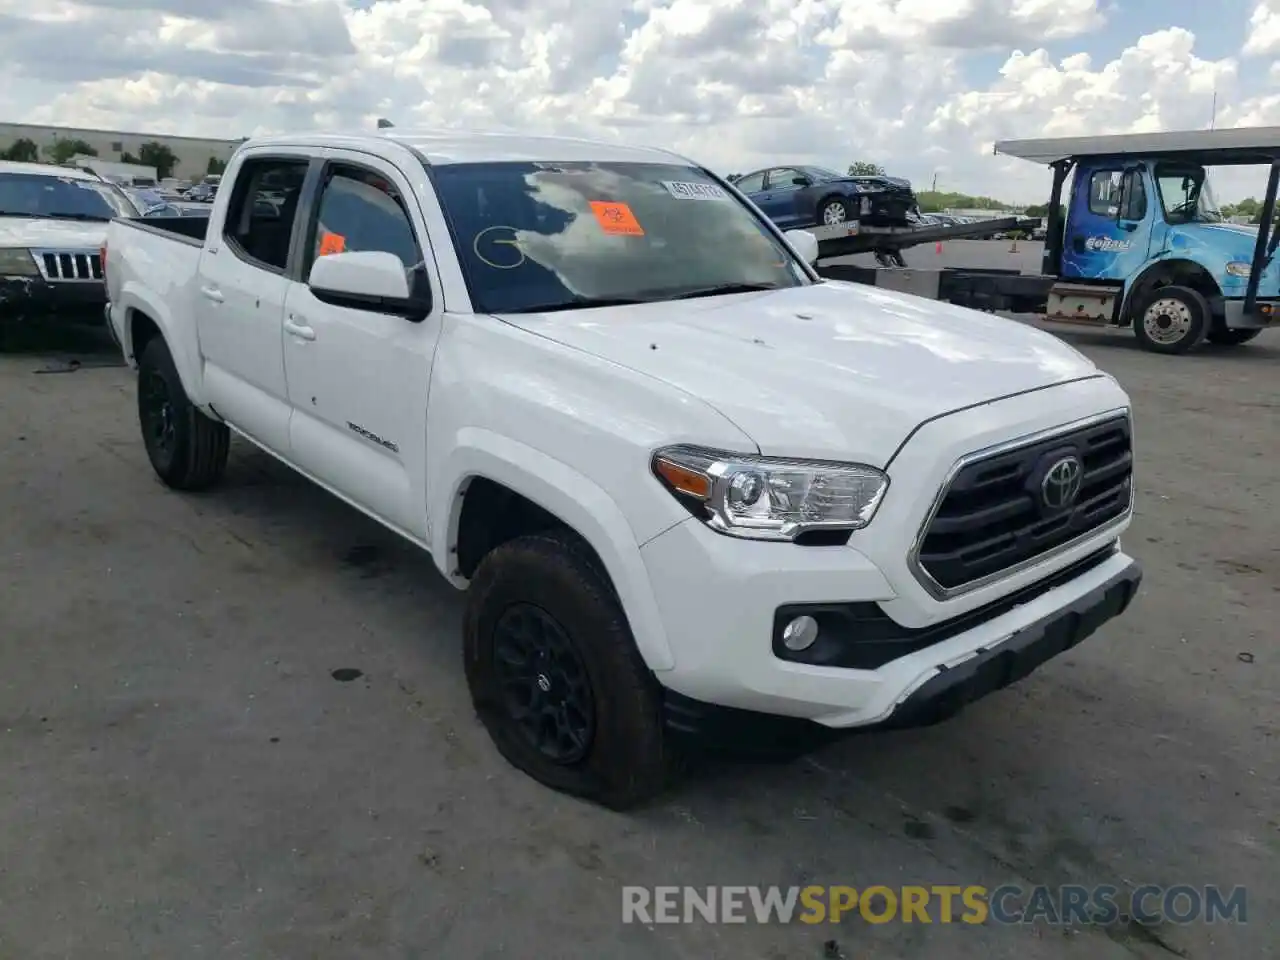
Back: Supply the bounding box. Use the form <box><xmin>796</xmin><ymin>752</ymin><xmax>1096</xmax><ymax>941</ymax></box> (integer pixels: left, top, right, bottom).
<box><xmin>463</xmin><ymin>531</ymin><xmax>676</xmax><ymax>810</ymax></box>
<box><xmin>137</xmin><ymin>336</ymin><xmax>230</xmax><ymax>490</ymax></box>
<box><xmin>1132</xmin><ymin>285</ymin><xmax>1209</xmax><ymax>355</ymax></box>
<box><xmin>819</xmin><ymin>197</ymin><xmax>851</xmax><ymax>226</ymax></box>
<box><xmin>1206</xmin><ymin>326</ymin><xmax>1261</xmax><ymax>346</ymax></box>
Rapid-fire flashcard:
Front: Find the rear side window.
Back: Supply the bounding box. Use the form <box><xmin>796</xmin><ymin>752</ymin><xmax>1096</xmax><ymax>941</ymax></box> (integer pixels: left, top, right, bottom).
<box><xmin>734</xmin><ymin>172</ymin><xmax>765</xmax><ymax>193</ymax></box>
<box><xmin>307</xmin><ymin>165</ymin><xmax>422</xmax><ymax>274</ymax></box>
<box><xmin>223</xmin><ymin>157</ymin><xmax>309</xmax><ymax>272</ymax></box>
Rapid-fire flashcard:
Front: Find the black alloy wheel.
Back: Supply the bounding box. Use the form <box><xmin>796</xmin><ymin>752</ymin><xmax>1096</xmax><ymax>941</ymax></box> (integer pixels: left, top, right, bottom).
<box><xmin>139</xmin><ymin>366</ymin><xmax>177</xmax><ymax>466</ymax></box>
<box><xmin>492</xmin><ymin>602</ymin><xmax>596</xmax><ymax>765</ymax></box>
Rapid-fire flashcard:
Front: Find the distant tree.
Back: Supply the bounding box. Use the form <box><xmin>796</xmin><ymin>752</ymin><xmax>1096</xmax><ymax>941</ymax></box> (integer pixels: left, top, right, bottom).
<box><xmin>0</xmin><ymin>138</ymin><xmax>39</xmax><ymax>162</ymax></box>
<box><xmin>1232</xmin><ymin>197</ymin><xmax>1260</xmax><ymax>220</ymax></box>
<box><xmin>847</xmin><ymin>160</ymin><xmax>886</xmax><ymax>176</ymax></box>
<box><xmin>1023</xmin><ymin>203</ymin><xmax>1049</xmax><ymax>218</ymax></box>
<box><xmin>49</xmin><ymin>138</ymin><xmax>97</xmax><ymax>164</ymax></box>
<box><xmin>207</xmin><ymin>156</ymin><xmax>227</xmax><ymax>175</ymax></box>
<box><xmin>119</xmin><ymin>151</ymin><xmax>142</xmax><ymax>165</ymax></box>
<box><xmin>138</xmin><ymin>141</ymin><xmax>177</xmax><ymax>180</ymax></box>
<box><xmin>916</xmin><ymin>189</ymin><xmax>1012</xmax><ymax>213</ymax></box>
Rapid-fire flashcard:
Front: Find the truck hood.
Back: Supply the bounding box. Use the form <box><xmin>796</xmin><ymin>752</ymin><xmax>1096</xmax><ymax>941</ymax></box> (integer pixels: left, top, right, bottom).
<box><xmin>0</xmin><ymin>216</ymin><xmax>109</xmax><ymax>248</ymax></box>
<box><xmin>1169</xmin><ymin>221</ymin><xmax>1260</xmax><ymax>255</ymax></box>
<box><xmin>494</xmin><ymin>281</ymin><xmax>1099</xmax><ymax>465</ymax></box>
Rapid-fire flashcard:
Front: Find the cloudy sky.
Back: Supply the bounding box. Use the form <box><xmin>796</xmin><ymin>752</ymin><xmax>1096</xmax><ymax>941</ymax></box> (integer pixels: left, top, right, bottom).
<box><xmin>2</xmin><ymin>0</ymin><xmax>1279</xmax><ymax>201</ymax></box>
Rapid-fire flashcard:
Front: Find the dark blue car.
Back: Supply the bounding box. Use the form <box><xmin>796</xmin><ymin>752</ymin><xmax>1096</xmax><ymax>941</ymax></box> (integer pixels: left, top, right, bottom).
<box><xmin>731</xmin><ymin>166</ymin><xmax>917</xmax><ymax>229</ymax></box>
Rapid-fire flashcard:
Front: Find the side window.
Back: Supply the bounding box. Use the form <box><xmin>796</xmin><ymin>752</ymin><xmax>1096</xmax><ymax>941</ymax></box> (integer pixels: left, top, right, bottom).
<box><xmin>1088</xmin><ymin>170</ymin><xmax>1124</xmax><ymax>216</ymax></box>
<box><xmin>734</xmin><ymin>172</ymin><xmax>765</xmax><ymax>193</ymax></box>
<box><xmin>1119</xmin><ymin>171</ymin><xmax>1147</xmax><ymax>221</ymax></box>
<box><xmin>767</xmin><ymin>168</ymin><xmax>804</xmax><ymax>192</ymax></box>
<box><xmin>308</xmin><ymin>164</ymin><xmax>422</xmax><ymax>274</ymax></box>
<box><xmin>222</xmin><ymin>157</ymin><xmax>309</xmax><ymax>272</ymax></box>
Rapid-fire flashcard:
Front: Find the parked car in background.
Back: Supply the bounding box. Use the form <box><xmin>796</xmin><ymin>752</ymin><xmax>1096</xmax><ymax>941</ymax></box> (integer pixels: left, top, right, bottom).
<box><xmin>0</xmin><ymin>160</ymin><xmax>141</xmax><ymax>334</ymax></box>
<box><xmin>732</xmin><ymin>166</ymin><xmax>919</xmax><ymax>229</ymax></box>
<box><xmin>123</xmin><ymin>187</ymin><xmax>169</xmax><ymax>214</ymax></box>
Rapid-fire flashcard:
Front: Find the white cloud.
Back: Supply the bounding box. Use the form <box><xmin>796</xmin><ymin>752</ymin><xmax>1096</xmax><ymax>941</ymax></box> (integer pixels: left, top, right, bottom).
<box><xmin>0</xmin><ymin>0</ymin><xmax>1277</xmax><ymax>202</ymax></box>
<box><xmin>1244</xmin><ymin>0</ymin><xmax>1280</xmax><ymax>56</ymax></box>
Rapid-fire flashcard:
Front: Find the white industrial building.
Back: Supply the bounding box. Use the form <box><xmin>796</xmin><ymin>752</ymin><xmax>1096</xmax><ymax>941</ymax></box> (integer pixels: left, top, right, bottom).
<box><xmin>0</xmin><ymin>121</ymin><xmax>239</xmax><ymax>180</ymax></box>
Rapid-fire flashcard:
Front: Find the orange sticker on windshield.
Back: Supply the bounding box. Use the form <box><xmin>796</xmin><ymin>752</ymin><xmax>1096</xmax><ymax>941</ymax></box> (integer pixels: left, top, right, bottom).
<box><xmin>318</xmin><ymin>231</ymin><xmax>346</xmax><ymax>256</ymax></box>
<box><xmin>589</xmin><ymin>201</ymin><xmax>644</xmax><ymax>236</ymax></box>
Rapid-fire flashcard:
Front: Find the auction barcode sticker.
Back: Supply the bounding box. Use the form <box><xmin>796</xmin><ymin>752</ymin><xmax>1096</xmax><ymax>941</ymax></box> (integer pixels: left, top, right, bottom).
<box><xmin>662</xmin><ymin>181</ymin><xmax>728</xmax><ymax>200</ymax></box>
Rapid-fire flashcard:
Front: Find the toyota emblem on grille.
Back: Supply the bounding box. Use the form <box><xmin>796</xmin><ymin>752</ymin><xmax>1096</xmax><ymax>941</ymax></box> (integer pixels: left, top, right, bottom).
<box><xmin>1041</xmin><ymin>456</ymin><xmax>1083</xmax><ymax>510</ymax></box>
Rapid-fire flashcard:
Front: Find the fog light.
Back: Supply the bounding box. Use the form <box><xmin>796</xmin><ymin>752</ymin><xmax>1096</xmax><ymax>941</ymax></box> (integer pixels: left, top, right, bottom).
<box><xmin>781</xmin><ymin>615</ymin><xmax>819</xmax><ymax>651</ymax></box>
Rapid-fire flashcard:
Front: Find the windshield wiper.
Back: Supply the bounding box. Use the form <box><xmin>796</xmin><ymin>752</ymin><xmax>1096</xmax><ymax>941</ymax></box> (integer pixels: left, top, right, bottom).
<box><xmin>0</xmin><ymin>211</ymin><xmax>110</xmax><ymax>221</ymax></box>
<box><xmin>666</xmin><ymin>282</ymin><xmax>782</xmax><ymax>300</ymax></box>
<box><xmin>500</xmin><ymin>295</ymin><xmax>656</xmax><ymax>314</ymax></box>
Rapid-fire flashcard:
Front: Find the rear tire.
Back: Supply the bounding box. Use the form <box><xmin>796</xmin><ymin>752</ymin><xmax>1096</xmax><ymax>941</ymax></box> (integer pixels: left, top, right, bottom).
<box><xmin>463</xmin><ymin>530</ymin><xmax>677</xmax><ymax>810</ymax></box>
<box><xmin>1206</xmin><ymin>327</ymin><xmax>1261</xmax><ymax>346</ymax></box>
<box><xmin>1132</xmin><ymin>285</ymin><xmax>1209</xmax><ymax>354</ymax></box>
<box><xmin>137</xmin><ymin>336</ymin><xmax>230</xmax><ymax>490</ymax></box>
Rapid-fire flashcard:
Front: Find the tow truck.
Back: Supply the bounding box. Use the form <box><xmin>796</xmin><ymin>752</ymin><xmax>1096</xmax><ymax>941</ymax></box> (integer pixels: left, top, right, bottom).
<box><xmin>812</xmin><ymin>127</ymin><xmax>1280</xmax><ymax>354</ymax></box>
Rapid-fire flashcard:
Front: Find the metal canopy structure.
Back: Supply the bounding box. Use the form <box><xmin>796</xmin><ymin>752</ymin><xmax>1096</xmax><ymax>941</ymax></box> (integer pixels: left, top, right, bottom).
<box><xmin>994</xmin><ymin>127</ymin><xmax>1280</xmax><ymax>166</ymax></box>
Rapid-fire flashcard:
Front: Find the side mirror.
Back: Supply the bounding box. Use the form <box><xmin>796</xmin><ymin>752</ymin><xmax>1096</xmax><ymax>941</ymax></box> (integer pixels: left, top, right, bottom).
<box><xmin>307</xmin><ymin>250</ymin><xmax>429</xmax><ymax>320</ymax></box>
<box><xmin>791</xmin><ymin>176</ymin><xmax>812</xmax><ymax>187</ymax></box>
<box><xmin>784</xmin><ymin>229</ymin><xmax>820</xmax><ymax>266</ymax></box>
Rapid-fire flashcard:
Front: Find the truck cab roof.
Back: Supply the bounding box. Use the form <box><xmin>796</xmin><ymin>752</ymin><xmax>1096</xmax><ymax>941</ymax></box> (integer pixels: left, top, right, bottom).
<box><xmin>994</xmin><ymin>126</ymin><xmax>1280</xmax><ymax>166</ymax></box>
<box><xmin>238</xmin><ymin>129</ymin><xmax>692</xmax><ymax>168</ymax></box>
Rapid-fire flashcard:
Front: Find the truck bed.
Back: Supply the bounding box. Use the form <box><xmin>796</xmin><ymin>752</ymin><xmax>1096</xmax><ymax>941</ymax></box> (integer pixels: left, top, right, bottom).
<box><xmin>114</xmin><ymin>214</ymin><xmax>210</xmax><ymax>246</ymax></box>
<box><xmin>104</xmin><ymin>215</ymin><xmax>208</xmax><ymax>362</ymax></box>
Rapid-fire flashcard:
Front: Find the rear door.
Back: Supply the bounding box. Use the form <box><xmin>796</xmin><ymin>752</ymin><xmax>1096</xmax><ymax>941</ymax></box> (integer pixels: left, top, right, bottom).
<box><xmin>1061</xmin><ymin>163</ymin><xmax>1152</xmax><ymax>281</ymax></box>
<box><xmin>194</xmin><ymin>152</ymin><xmax>312</xmax><ymax>452</ymax></box>
<box><xmin>280</xmin><ymin>148</ymin><xmax>445</xmax><ymax>540</ymax></box>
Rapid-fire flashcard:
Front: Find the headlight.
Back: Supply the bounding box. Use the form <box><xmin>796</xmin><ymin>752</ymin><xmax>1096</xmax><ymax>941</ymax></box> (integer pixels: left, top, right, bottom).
<box><xmin>651</xmin><ymin>445</ymin><xmax>889</xmax><ymax>541</ymax></box>
<box><xmin>1226</xmin><ymin>261</ymin><xmax>1252</xmax><ymax>277</ymax></box>
<box><xmin>0</xmin><ymin>247</ymin><xmax>38</xmax><ymax>277</ymax></box>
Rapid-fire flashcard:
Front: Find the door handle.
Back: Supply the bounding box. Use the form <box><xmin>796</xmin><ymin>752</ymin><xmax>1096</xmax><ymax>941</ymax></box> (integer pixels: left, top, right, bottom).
<box><xmin>284</xmin><ymin>315</ymin><xmax>316</xmax><ymax>341</ymax></box>
<box><xmin>200</xmin><ymin>285</ymin><xmax>224</xmax><ymax>303</ymax></box>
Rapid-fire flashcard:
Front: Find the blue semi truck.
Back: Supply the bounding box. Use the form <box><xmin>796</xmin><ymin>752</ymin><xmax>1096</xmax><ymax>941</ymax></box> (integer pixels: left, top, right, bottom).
<box><xmin>813</xmin><ymin>126</ymin><xmax>1280</xmax><ymax>354</ymax></box>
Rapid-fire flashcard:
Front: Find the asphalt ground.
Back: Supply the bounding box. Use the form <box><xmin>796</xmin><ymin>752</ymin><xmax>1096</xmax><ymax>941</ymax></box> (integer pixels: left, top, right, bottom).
<box><xmin>1</xmin><ymin>286</ymin><xmax>1277</xmax><ymax>959</ymax></box>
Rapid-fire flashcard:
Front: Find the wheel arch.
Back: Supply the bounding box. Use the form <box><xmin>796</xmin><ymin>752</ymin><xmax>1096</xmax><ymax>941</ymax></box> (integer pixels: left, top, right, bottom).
<box><xmin>118</xmin><ymin>283</ymin><xmax>203</xmax><ymax>403</ymax></box>
<box><xmin>431</xmin><ymin>430</ymin><xmax>676</xmax><ymax>672</ymax></box>
<box><xmin>1121</xmin><ymin>258</ymin><xmax>1221</xmax><ymax>326</ymax></box>
<box><xmin>817</xmin><ymin>192</ymin><xmax>852</xmax><ymax>218</ymax></box>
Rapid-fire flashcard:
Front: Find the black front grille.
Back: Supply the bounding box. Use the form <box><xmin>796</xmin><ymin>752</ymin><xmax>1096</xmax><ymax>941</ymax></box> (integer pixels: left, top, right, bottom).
<box><xmin>916</xmin><ymin>414</ymin><xmax>1132</xmax><ymax>592</ymax></box>
<box><xmin>39</xmin><ymin>251</ymin><xmax>102</xmax><ymax>282</ymax></box>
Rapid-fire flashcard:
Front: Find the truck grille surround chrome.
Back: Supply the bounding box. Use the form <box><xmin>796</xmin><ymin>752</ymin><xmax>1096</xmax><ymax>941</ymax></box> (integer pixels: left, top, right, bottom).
<box><xmin>910</xmin><ymin>410</ymin><xmax>1133</xmax><ymax>599</ymax></box>
<box><xmin>32</xmin><ymin>249</ymin><xmax>104</xmax><ymax>283</ymax></box>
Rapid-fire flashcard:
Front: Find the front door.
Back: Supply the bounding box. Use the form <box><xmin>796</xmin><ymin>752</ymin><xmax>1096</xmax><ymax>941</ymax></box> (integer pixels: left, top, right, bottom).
<box><xmin>759</xmin><ymin>168</ymin><xmax>807</xmax><ymax>228</ymax></box>
<box><xmin>194</xmin><ymin>153</ymin><xmax>311</xmax><ymax>452</ymax></box>
<box><xmin>1061</xmin><ymin>163</ymin><xmax>1153</xmax><ymax>281</ymax></box>
<box><xmin>281</xmin><ymin>150</ymin><xmax>444</xmax><ymax>540</ymax></box>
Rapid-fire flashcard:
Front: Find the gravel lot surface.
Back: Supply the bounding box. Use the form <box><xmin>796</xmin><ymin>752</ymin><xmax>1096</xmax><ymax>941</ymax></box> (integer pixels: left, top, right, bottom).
<box><xmin>1</xmin><ymin>310</ymin><xmax>1276</xmax><ymax>960</ymax></box>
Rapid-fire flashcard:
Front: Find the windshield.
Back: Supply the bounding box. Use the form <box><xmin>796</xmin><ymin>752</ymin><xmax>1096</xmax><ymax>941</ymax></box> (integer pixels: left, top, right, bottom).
<box><xmin>429</xmin><ymin>160</ymin><xmax>810</xmax><ymax>314</ymax></box>
<box><xmin>804</xmin><ymin>167</ymin><xmax>844</xmax><ymax>181</ymax></box>
<box><xmin>1155</xmin><ymin>164</ymin><xmax>1223</xmax><ymax>224</ymax></box>
<box><xmin>0</xmin><ymin>172</ymin><xmax>138</xmax><ymax>220</ymax></box>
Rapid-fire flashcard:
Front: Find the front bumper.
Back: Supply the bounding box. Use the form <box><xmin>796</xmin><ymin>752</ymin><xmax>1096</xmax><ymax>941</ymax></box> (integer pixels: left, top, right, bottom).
<box><xmin>0</xmin><ymin>275</ymin><xmax>107</xmax><ymax>324</ymax></box>
<box><xmin>1221</xmin><ymin>296</ymin><xmax>1278</xmax><ymax>330</ymax></box>
<box><xmin>642</xmin><ymin>509</ymin><xmax>1140</xmax><ymax>728</ymax></box>
<box><xmin>659</xmin><ymin>547</ymin><xmax>1142</xmax><ymax>753</ymax></box>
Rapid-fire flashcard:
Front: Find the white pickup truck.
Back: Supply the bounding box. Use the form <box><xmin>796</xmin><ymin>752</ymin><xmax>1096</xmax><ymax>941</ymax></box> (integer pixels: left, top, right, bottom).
<box><xmin>104</xmin><ymin>130</ymin><xmax>1142</xmax><ymax>809</ymax></box>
